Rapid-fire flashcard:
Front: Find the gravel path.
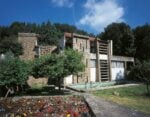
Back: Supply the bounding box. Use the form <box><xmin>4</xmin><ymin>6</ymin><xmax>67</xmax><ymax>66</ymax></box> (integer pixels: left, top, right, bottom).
<box><xmin>83</xmin><ymin>93</ymin><xmax>150</xmax><ymax>117</ymax></box>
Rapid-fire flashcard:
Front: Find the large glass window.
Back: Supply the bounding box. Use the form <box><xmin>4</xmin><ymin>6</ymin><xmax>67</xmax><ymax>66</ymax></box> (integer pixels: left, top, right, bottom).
<box><xmin>112</xmin><ymin>61</ymin><xmax>124</xmax><ymax>68</ymax></box>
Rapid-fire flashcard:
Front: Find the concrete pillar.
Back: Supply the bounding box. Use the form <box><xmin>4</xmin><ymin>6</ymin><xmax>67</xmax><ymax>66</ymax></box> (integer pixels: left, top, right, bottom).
<box><xmin>110</xmin><ymin>40</ymin><xmax>113</xmax><ymax>55</ymax></box>
<box><xmin>96</xmin><ymin>39</ymin><xmax>101</xmax><ymax>82</ymax></box>
<box><xmin>108</xmin><ymin>40</ymin><xmax>112</xmax><ymax>81</ymax></box>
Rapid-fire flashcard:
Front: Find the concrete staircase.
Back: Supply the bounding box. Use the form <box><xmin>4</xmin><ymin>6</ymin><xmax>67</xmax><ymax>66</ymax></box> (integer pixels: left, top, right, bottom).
<box><xmin>99</xmin><ymin>40</ymin><xmax>111</xmax><ymax>81</ymax></box>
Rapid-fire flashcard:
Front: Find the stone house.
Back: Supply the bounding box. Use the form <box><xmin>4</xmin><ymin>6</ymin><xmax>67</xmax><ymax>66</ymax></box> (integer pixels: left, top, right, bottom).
<box><xmin>18</xmin><ymin>32</ymin><xmax>134</xmax><ymax>85</ymax></box>
<box><xmin>18</xmin><ymin>33</ymin><xmax>57</xmax><ymax>60</ymax></box>
<box><xmin>59</xmin><ymin>32</ymin><xmax>134</xmax><ymax>85</ymax></box>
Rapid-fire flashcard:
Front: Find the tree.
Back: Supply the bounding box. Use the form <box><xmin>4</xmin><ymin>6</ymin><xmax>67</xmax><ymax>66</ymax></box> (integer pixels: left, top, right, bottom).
<box><xmin>31</xmin><ymin>49</ymin><xmax>85</xmax><ymax>90</ymax></box>
<box><xmin>128</xmin><ymin>60</ymin><xmax>150</xmax><ymax>96</ymax></box>
<box><xmin>141</xmin><ymin>60</ymin><xmax>150</xmax><ymax>96</ymax></box>
<box><xmin>0</xmin><ymin>59</ymin><xmax>30</xmax><ymax>97</ymax></box>
<box><xmin>0</xmin><ymin>36</ymin><xmax>23</xmax><ymax>57</ymax></box>
<box><xmin>54</xmin><ymin>23</ymin><xmax>89</xmax><ymax>35</ymax></box>
<box><xmin>98</xmin><ymin>23</ymin><xmax>135</xmax><ymax>56</ymax></box>
<box><xmin>36</xmin><ymin>21</ymin><xmax>62</xmax><ymax>45</ymax></box>
<box><xmin>63</xmin><ymin>49</ymin><xmax>85</xmax><ymax>75</ymax></box>
<box><xmin>133</xmin><ymin>24</ymin><xmax>150</xmax><ymax>61</ymax></box>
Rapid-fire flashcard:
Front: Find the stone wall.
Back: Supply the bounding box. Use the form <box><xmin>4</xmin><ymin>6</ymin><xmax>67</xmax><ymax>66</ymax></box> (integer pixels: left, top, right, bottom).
<box><xmin>71</xmin><ymin>35</ymin><xmax>91</xmax><ymax>84</ymax></box>
<box><xmin>39</xmin><ymin>45</ymin><xmax>57</xmax><ymax>56</ymax></box>
<box><xmin>27</xmin><ymin>76</ymin><xmax>48</xmax><ymax>87</ymax></box>
<box><xmin>18</xmin><ymin>33</ymin><xmax>38</xmax><ymax>61</ymax></box>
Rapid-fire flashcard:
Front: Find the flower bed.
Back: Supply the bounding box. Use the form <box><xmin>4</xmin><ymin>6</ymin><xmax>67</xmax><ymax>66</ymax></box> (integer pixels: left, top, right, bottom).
<box><xmin>0</xmin><ymin>96</ymin><xmax>91</xmax><ymax>117</ymax></box>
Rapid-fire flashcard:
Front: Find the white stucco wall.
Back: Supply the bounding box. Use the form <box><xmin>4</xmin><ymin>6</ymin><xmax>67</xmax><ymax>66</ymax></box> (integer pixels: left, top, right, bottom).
<box><xmin>99</xmin><ymin>54</ymin><xmax>108</xmax><ymax>60</ymax></box>
<box><xmin>90</xmin><ymin>68</ymin><xmax>96</xmax><ymax>82</ymax></box>
<box><xmin>90</xmin><ymin>53</ymin><xmax>108</xmax><ymax>60</ymax></box>
<box><xmin>90</xmin><ymin>59</ymin><xmax>96</xmax><ymax>82</ymax></box>
<box><xmin>64</xmin><ymin>75</ymin><xmax>73</xmax><ymax>84</ymax></box>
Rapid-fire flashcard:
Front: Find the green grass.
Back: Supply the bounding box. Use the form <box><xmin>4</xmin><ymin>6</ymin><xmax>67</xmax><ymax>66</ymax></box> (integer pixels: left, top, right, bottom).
<box><xmin>92</xmin><ymin>85</ymin><xmax>150</xmax><ymax>114</ymax></box>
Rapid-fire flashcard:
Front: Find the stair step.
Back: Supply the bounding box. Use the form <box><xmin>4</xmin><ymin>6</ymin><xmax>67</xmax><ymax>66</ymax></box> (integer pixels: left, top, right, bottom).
<box><xmin>99</xmin><ymin>44</ymin><xmax>108</xmax><ymax>47</ymax></box>
<box><xmin>99</xmin><ymin>49</ymin><xmax>108</xmax><ymax>51</ymax></box>
<box><xmin>99</xmin><ymin>48</ymin><xmax>108</xmax><ymax>51</ymax></box>
<box><xmin>101</xmin><ymin>74</ymin><xmax>109</xmax><ymax>77</ymax></box>
<box><xmin>99</xmin><ymin>46</ymin><xmax>108</xmax><ymax>50</ymax></box>
<box><xmin>99</xmin><ymin>40</ymin><xmax>108</xmax><ymax>44</ymax></box>
<box><xmin>100</xmin><ymin>67</ymin><xmax>108</xmax><ymax>69</ymax></box>
<box><xmin>100</xmin><ymin>60</ymin><xmax>108</xmax><ymax>63</ymax></box>
<box><xmin>101</xmin><ymin>79</ymin><xmax>109</xmax><ymax>81</ymax></box>
<box><xmin>101</xmin><ymin>78</ymin><xmax>109</xmax><ymax>80</ymax></box>
<box><xmin>101</xmin><ymin>73</ymin><xmax>109</xmax><ymax>75</ymax></box>
<box><xmin>100</xmin><ymin>63</ymin><xmax>108</xmax><ymax>65</ymax></box>
<box><xmin>100</xmin><ymin>67</ymin><xmax>109</xmax><ymax>69</ymax></box>
<box><xmin>99</xmin><ymin>52</ymin><xmax>108</xmax><ymax>54</ymax></box>
<box><xmin>101</xmin><ymin>70</ymin><xmax>109</xmax><ymax>73</ymax></box>
<box><xmin>99</xmin><ymin>50</ymin><xmax>108</xmax><ymax>52</ymax></box>
<box><xmin>99</xmin><ymin>43</ymin><xmax>108</xmax><ymax>46</ymax></box>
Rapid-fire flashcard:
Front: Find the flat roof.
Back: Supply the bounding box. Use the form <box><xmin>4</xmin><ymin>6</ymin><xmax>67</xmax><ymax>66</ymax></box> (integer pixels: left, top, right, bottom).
<box><xmin>64</xmin><ymin>32</ymin><xmax>99</xmax><ymax>41</ymax></box>
<box><xmin>111</xmin><ymin>56</ymin><xmax>134</xmax><ymax>62</ymax></box>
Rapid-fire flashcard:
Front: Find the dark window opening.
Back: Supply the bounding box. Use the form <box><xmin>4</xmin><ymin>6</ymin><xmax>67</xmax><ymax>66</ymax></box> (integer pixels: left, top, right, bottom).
<box><xmin>65</xmin><ymin>37</ymin><xmax>73</xmax><ymax>49</ymax></box>
<box><xmin>80</xmin><ymin>43</ymin><xmax>82</xmax><ymax>49</ymax></box>
<box><xmin>90</xmin><ymin>41</ymin><xmax>96</xmax><ymax>53</ymax></box>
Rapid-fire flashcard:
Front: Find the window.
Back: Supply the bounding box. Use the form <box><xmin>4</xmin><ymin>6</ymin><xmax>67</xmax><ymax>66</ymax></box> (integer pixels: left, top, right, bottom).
<box><xmin>86</xmin><ymin>40</ymin><xmax>88</xmax><ymax>49</ymax></box>
<box><xmin>90</xmin><ymin>41</ymin><xmax>96</xmax><ymax>53</ymax></box>
<box><xmin>80</xmin><ymin>43</ymin><xmax>82</xmax><ymax>49</ymax></box>
<box><xmin>76</xmin><ymin>38</ymin><xmax>78</xmax><ymax>43</ymax></box>
<box><xmin>112</xmin><ymin>61</ymin><xmax>124</xmax><ymax>68</ymax></box>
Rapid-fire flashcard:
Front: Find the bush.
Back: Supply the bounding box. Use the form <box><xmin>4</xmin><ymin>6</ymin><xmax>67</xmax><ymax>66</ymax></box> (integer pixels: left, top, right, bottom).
<box><xmin>0</xmin><ymin>59</ymin><xmax>30</xmax><ymax>97</ymax></box>
<box><xmin>128</xmin><ymin>60</ymin><xmax>150</xmax><ymax>95</ymax></box>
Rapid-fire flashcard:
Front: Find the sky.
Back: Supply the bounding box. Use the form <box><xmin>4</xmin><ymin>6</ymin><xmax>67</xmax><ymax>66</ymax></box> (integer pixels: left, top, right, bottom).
<box><xmin>0</xmin><ymin>0</ymin><xmax>150</xmax><ymax>34</ymax></box>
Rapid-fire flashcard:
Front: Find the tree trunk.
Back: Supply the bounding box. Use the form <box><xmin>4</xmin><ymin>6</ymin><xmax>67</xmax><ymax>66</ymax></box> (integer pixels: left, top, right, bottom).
<box><xmin>5</xmin><ymin>89</ymin><xmax>10</xmax><ymax>98</ymax></box>
<box><xmin>16</xmin><ymin>85</ymin><xmax>19</xmax><ymax>92</ymax></box>
<box><xmin>58</xmin><ymin>78</ymin><xmax>61</xmax><ymax>91</ymax></box>
<box><xmin>5</xmin><ymin>86</ymin><xmax>14</xmax><ymax>98</ymax></box>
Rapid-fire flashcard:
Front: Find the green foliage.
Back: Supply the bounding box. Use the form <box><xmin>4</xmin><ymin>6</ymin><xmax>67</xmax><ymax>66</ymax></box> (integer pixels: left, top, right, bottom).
<box><xmin>63</xmin><ymin>49</ymin><xmax>85</xmax><ymax>75</ymax></box>
<box><xmin>30</xmin><ymin>54</ymin><xmax>51</xmax><ymax>77</ymax></box>
<box><xmin>0</xmin><ymin>36</ymin><xmax>23</xmax><ymax>56</ymax></box>
<box><xmin>0</xmin><ymin>59</ymin><xmax>30</xmax><ymax>86</ymax></box>
<box><xmin>31</xmin><ymin>49</ymin><xmax>84</xmax><ymax>90</ymax></box>
<box><xmin>128</xmin><ymin>60</ymin><xmax>150</xmax><ymax>95</ymax></box>
<box><xmin>31</xmin><ymin>49</ymin><xmax>85</xmax><ymax>79</ymax></box>
<box><xmin>54</xmin><ymin>23</ymin><xmax>89</xmax><ymax>35</ymax></box>
<box><xmin>0</xmin><ymin>21</ymin><xmax>89</xmax><ymax>50</ymax></box>
<box><xmin>98</xmin><ymin>23</ymin><xmax>135</xmax><ymax>56</ymax></box>
<box><xmin>133</xmin><ymin>24</ymin><xmax>150</xmax><ymax>61</ymax></box>
<box><xmin>36</xmin><ymin>21</ymin><xmax>62</xmax><ymax>45</ymax></box>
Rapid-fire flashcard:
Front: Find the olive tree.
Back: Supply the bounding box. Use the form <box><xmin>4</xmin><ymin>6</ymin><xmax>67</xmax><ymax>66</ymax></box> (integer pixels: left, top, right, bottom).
<box><xmin>31</xmin><ymin>49</ymin><xmax>85</xmax><ymax>90</ymax></box>
<box><xmin>0</xmin><ymin>59</ymin><xmax>30</xmax><ymax>97</ymax></box>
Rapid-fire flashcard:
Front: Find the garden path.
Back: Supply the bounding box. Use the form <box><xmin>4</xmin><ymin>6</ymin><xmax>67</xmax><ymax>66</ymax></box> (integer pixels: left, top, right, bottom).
<box><xmin>83</xmin><ymin>93</ymin><xmax>150</xmax><ymax>117</ymax></box>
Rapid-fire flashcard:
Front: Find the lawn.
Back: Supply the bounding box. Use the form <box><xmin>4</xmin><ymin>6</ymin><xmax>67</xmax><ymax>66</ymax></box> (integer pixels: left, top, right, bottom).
<box><xmin>92</xmin><ymin>85</ymin><xmax>150</xmax><ymax>114</ymax></box>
